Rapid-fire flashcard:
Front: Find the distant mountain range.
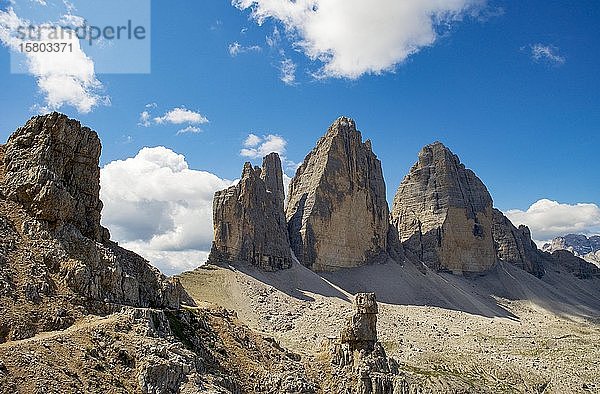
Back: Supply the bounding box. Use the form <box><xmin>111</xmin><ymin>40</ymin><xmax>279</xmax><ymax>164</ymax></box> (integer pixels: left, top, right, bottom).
<box><xmin>543</xmin><ymin>234</ymin><xmax>600</xmax><ymax>266</ymax></box>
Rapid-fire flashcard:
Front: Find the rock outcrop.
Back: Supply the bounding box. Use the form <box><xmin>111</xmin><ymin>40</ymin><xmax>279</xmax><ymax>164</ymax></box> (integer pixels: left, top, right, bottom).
<box><xmin>546</xmin><ymin>250</ymin><xmax>600</xmax><ymax>279</ymax></box>
<box><xmin>209</xmin><ymin>153</ymin><xmax>292</xmax><ymax>271</ymax></box>
<box><xmin>491</xmin><ymin>209</ymin><xmax>546</xmax><ymax>277</ymax></box>
<box><xmin>0</xmin><ymin>113</ymin><xmax>192</xmax><ymax>342</ymax></box>
<box><xmin>325</xmin><ymin>293</ymin><xmax>412</xmax><ymax>394</ymax></box>
<box><xmin>0</xmin><ymin>114</ymin><xmax>321</xmax><ymax>394</ymax></box>
<box><xmin>286</xmin><ymin>117</ymin><xmax>389</xmax><ymax>271</ymax></box>
<box><xmin>391</xmin><ymin>142</ymin><xmax>496</xmax><ymax>273</ymax></box>
<box><xmin>1</xmin><ymin>113</ymin><xmax>108</xmax><ymax>242</ymax></box>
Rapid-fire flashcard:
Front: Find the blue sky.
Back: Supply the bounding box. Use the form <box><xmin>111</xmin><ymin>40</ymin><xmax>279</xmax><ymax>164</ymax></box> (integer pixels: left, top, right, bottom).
<box><xmin>1</xmin><ymin>0</ymin><xmax>599</xmax><ymax>273</ymax></box>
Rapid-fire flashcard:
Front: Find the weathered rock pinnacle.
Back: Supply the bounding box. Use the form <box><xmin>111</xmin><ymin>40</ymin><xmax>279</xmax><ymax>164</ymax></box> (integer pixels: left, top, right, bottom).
<box><xmin>390</xmin><ymin>142</ymin><xmax>496</xmax><ymax>273</ymax></box>
<box><xmin>328</xmin><ymin>293</ymin><xmax>410</xmax><ymax>394</ymax></box>
<box><xmin>209</xmin><ymin>153</ymin><xmax>292</xmax><ymax>271</ymax></box>
<box><xmin>0</xmin><ymin>113</ymin><xmax>194</xmax><ymax>342</ymax></box>
<box><xmin>286</xmin><ymin>117</ymin><xmax>389</xmax><ymax>271</ymax></box>
<box><xmin>1</xmin><ymin>112</ymin><xmax>109</xmax><ymax>242</ymax></box>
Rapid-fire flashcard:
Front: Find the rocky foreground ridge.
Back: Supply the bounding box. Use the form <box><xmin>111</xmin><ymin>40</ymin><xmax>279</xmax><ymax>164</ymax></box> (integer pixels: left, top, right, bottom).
<box><xmin>2</xmin><ymin>113</ymin><xmax>599</xmax><ymax>394</ymax></box>
<box><xmin>0</xmin><ymin>114</ymin><xmax>321</xmax><ymax>393</ymax></box>
<box><xmin>210</xmin><ymin>116</ymin><xmax>599</xmax><ymax>280</ymax></box>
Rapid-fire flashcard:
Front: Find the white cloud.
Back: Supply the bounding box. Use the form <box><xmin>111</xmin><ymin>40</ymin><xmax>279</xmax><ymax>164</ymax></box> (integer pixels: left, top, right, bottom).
<box><xmin>154</xmin><ymin>107</ymin><xmax>209</xmax><ymax>125</ymax></box>
<box><xmin>244</xmin><ymin>133</ymin><xmax>262</xmax><ymax>147</ymax></box>
<box><xmin>240</xmin><ymin>132</ymin><xmax>298</xmax><ymax>176</ymax></box>
<box><xmin>177</xmin><ymin>125</ymin><xmax>202</xmax><ymax>135</ymax></box>
<box><xmin>234</xmin><ymin>0</ymin><xmax>483</xmax><ymax>79</ymax></box>
<box><xmin>0</xmin><ymin>8</ymin><xmax>108</xmax><ymax>113</ymax></box>
<box><xmin>100</xmin><ymin>147</ymin><xmax>234</xmax><ymax>275</ymax></box>
<box><xmin>138</xmin><ymin>110</ymin><xmax>152</xmax><ymax>127</ymax></box>
<box><xmin>228</xmin><ymin>41</ymin><xmax>262</xmax><ymax>56</ymax></box>
<box><xmin>139</xmin><ymin>106</ymin><xmax>209</xmax><ymax>134</ymax></box>
<box><xmin>529</xmin><ymin>43</ymin><xmax>565</xmax><ymax>65</ymax></box>
<box><xmin>505</xmin><ymin>199</ymin><xmax>600</xmax><ymax>242</ymax></box>
<box><xmin>240</xmin><ymin>133</ymin><xmax>287</xmax><ymax>158</ymax></box>
<box><xmin>279</xmin><ymin>57</ymin><xmax>296</xmax><ymax>85</ymax></box>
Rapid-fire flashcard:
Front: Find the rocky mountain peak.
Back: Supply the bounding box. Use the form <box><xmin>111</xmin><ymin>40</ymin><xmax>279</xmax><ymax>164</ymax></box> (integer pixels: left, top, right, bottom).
<box><xmin>0</xmin><ymin>112</ymin><xmax>109</xmax><ymax>242</ymax></box>
<box><xmin>0</xmin><ymin>113</ymin><xmax>193</xmax><ymax>341</ymax></box>
<box><xmin>491</xmin><ymin>208</ymin><xmax>546</xmax><ymax>277</ymax></box>
<box><xmin>286</xmin><ymin>117</ymin><xmax>390</xmax><ymax>271</ymax></box>
<box><xmin>543</xmin><ymin>234</ymin><xmax>600</xmax><ymax>266</ymax></box>
<box><xmin>391</xmin><ymin>142</ymin><xmax>496</xmax><ymax>273</ymax></box>
<box><xmin>260</xmin><ymin>152</ymin><xmax>285</xmax><ymax>209</ymax></box>
<box><xmin>209</xmin><ymin>153</ymin><xmax>292</xmax><ymax>271</ymax></box>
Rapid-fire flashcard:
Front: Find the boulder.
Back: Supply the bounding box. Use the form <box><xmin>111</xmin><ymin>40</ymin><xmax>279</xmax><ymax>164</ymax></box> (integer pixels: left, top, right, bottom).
<box><xmin>286</xmin><ymin>117</ymin><xmax>389</xmax><ymax>271</ymax></box>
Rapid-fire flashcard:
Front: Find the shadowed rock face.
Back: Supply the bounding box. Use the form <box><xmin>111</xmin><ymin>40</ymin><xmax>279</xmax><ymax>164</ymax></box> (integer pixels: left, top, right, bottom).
<box><xmin>391</xmin><ymin>142</ymin><xmax>496</xmax><ymax>274</ymax></box>
<box><xmin>286</xmin><ymin>117</ymin><xmax>389</xmax><ymax>271</ymax></box>
<box><xmin>209</xmin><ymin>153</ymin><xmax>292</xmax><ymax>271</ymax></box>
<box><xmin>491</xmin><ymin>208</ymin><xmax>546</xmax><ymax>277</ymax></box>
<box><xmin>1</xmin><ymin>113</ymin><xmax>108</xmax><ymax>242</ymax></box>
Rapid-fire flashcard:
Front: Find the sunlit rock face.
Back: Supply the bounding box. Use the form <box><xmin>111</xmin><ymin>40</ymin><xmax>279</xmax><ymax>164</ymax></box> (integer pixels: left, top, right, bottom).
<box><xmin>391</xmin><ymin>142</ymin><xmax>496</xmax><ymax>274</ymax></box>
<box><xmin>285</xmin><ymin>117</ymin><xmax>389</xmax><ymax>271</ymax></box>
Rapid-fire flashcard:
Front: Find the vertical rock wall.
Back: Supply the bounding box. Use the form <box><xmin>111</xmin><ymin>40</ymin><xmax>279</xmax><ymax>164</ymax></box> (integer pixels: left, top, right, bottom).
<box><xmin>286</xmin><ymin>117</ymin><xmax>389</xmax><ymax>271</ymax></box>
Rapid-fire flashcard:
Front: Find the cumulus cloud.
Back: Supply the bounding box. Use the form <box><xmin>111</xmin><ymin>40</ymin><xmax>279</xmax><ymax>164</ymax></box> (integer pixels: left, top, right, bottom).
<box><xmin>529</xmin><ymin>43</ymin><xmax>565</xmax><ymax>65</ymax></box>
<box><xmin>505</xmin><ymin>199</ymin><xmax>600</xmax><ymax>243</ymax></box>
<box><xmin>100</xmin><ymin>147</ymin><xmax>234</xmax><ymax>275</ymax></box>
<box><xmin>0</xmin><ymin>7</ymin><xmax>108</xmax><ymax>113</ymax></box>
<box><xmin>154</xmin><ymin>107</ymin><xmax>209</xmax><ymax>125</ymax></box>
<box><xmin>240</xmin><ymin>133</ymin><xmax>287</xmax><ymax>158</ymax></box>
<box><xmin>138</xmin><ymin>105</ymin><xmax>209</xmax><ymax>134</ymax></box>
<box><xmin>233</xmin><ymin>0</ymin><xmax>483</xmax><ymax>79</ymax></box>
<box><xmin>240</xmin><ymin>132</ymin><xmax>298</xmax><ymax>177</ymax></box>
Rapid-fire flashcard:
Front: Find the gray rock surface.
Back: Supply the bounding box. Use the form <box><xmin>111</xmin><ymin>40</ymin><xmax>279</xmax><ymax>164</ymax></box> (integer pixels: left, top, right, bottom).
<box><xmin>543</xmin><ymin>234</ymin><xmax>600</xmax><ymax>266</ymax></box>
<box><xmin>340</xmin><ymin>293</ymin><xmax>378</xmax><ymax>345</ymax></box>
<box><xmin>491</xmin><ymin>209</ymin><xmax>545</xmax><ymax>277</ymax></box>
<box><xmin>1</xmin><ymin>113</ymin><xmax>109</xmax><ymax>242</ymax></box>
<box><xmin>0</xmin><ymin>113</ymin><xmax>193</xmax><ymax>342</ymax></box>
<box><xmin>286</xmin><ymin>117</ymin><xmax>389</xmax><ymax>271</ymax></box>
<box><xmin>328</xmin><ymin>293</ymin><xmax>413</xmax><ymax>394</ymax></box>
<box><xmin>391</xmin><ymin>142</ymin><xmax>496</xmax><ymax>273</ymax></box>
<box><xmin>209</xmin><ymin>153</ymin><xmax>292</xmax><ymax>271</ymax></box>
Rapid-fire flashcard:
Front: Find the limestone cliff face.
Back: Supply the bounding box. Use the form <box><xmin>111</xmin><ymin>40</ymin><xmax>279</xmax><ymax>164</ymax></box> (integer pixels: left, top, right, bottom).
<box><xmin>1</xmin><ymin>113</ymin><xmax>108</xmax><ymax>242</ymax></box>
<box><xmin>285</xmin><ymin>117</ymin><xmax>389</xmax><ymax>271</ymax></box>
<box><xmin>491</xmin><ymin>209</ymin><xmax>545</xmax><ymax>277</ymax></box>
<box><xmin>209</xmin><ymin>153</ymin><xmax>292</xmax><ymax>271</ymax></box>
<box><xmin>0</xmin><ymin>113</ymin><xmax>192</xmax><ymax>342</ymax></box>
<box><xmin>390</xmin><ymin>142</ymin><xmax>496</xmax><ymax>273</ymax></box>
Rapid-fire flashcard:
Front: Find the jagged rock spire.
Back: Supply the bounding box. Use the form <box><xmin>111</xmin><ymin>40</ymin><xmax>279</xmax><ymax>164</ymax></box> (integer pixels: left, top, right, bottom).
<box><xmin>1</xmin><ymin>112</ymin><xmax>109</xmax><ymax>242</ymax></box>
<box><xmin>286</xmin><ymin>117</ymin><xmax>390</xmax><ymax>271</ymax></box>
<box><xmin>209</xmin><ymin>152</ymin><xmax>292</xmax><ymax>271</ymax></box>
